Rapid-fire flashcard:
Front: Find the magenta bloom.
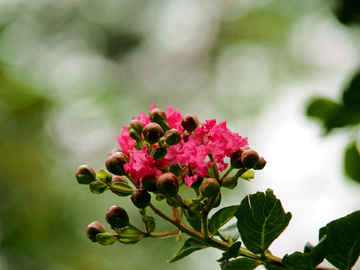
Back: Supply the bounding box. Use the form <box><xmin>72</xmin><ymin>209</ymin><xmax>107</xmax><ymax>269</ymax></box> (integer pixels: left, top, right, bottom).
<box><xmin>124</xmin><ymin>147</ymin><xmax>158</xmax><ymax>183</ymax></box>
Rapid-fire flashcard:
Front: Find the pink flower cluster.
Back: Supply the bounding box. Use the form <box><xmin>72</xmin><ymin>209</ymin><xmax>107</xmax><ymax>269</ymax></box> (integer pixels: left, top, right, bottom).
<box><xmin>117</xmin><ymin>104</ymin><xmax>248</xmax><ymax>187</ymax></box>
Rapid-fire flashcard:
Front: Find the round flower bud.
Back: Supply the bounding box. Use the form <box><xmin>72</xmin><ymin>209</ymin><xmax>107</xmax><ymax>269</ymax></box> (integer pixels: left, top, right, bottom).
<box><xmin>253</xmin><ymin>157</ymin><xmax>267</xmax><ymax>170</ymax></box>
<box><xmin>86</xmin><ymin>221</ymin><xmax>106</xmax><ymax>242</ymax></box>
<box><xmin>105</xmin><ymin>205</ymin><xmax>130</xmax><ymax>228</ymax></box>
<box><xmin>76</xmin><ymin>165</ymin><xmax>96</xmax><ymax>185</ymax></box>
<box><xmin>112</xmin><ymin>175</ymin><xmax>129</xmax><ymax>184</ymax></box>
<box><xmin>105</xmin><ymin>151</ymin><xmax>129</xmax><ymax>176</ymax></box>
<box><xmin>149</xmin><ymin>108</ymin><xmax>167</xmax><ymax>123</ymax></box>
<box><xmin>108</xmin><ymin>148</ymin><xmax>122</xmax><ymax>156</ymax></box>
<box><xmin>241</xmin><ymin>149</ymin><xmax>260</xmax><ymax>169</ymax></box>
<box><xmin>157</xmin><ymin>172</ymin><xmax>179</xmax><ymax>198</ymax></box>
<box><xmin>200</xmin><ymin>178</ymin><xmax>220</xmax><ymax>197</ymax></box>
<box><xmin>165</xmin><ymin>129</ymin><xmax>181</xmax><ymax>146</ymax></box>
<box><xmin>230</xmin><ymin>146</ymin><xmax>250</xmax><ymax>169</ymax></box>
<box><xmin>141</xmin><ymin>174</ymin><xmax>158</xmax><ymax>192</ymax></box>
<box><xmin>128</xmin><ymin>119</ymin><xmax>144</xmax><ymax>135</ymax></box>
<box><xmin>131</xmin><ymin>189</ymin><xmax>151</xmax><ymax>209</ymax></box>
<box><xmin>142</xmin><ymin>123</ymin><xmax>164</xmax><ymax>144</ymax></box>
<box><xmin>181</xmin><ymin>114</ymin><xmax>199</xmax><ymax>132</ymax></box>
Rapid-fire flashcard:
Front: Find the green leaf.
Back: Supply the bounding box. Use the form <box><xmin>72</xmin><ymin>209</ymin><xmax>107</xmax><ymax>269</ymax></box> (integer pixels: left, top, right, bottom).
<box><xmin>240</xmin><ymin>170</ymin><xmax>255</xmax><ymax>181</ymax></box>
<box><xmin>110</xmin><ymin>182</ymin><xmax>134</xmax><ymax>197</ymax></box>
<box><xmin>342</xmin><ymin>71</ymin><xmax>360</xmax><ymax>112</ymax></box>
<box><xmin>264</xmin><ymin>265</ymin><xmax>285</xmax><ymax>270</ymax></box>
<box><xmin>236</xmin><ymin>189</ymin><xmax>292</xmax><ymax>256</ymax></box>
<box><xmin>168</xmin><ymin>238</ymin><xmax>207</xmax><ymax>263</ymax></box>
<box><xmin>89</xmin><ymin>180</ymin><xmax>109</xmax><ymax>194</ymax></box>
<box><xmin>320</xmin><ymin>210</ymin><xmax>360</xmax><ymax>270</ymax></box>
<box><xmin>97</xmin><ymin>169</ymin><xmax>112</xmax><ymax>184</ymax></box>
<box><xmin>217</xmin><ymin>241</ymin><xmax>241</xmax><ymax>263</ymax></box>
<box><xmin>142</xmin><ymin>215</ymin><xmax>156</xmax><ymax>233</ymax></box>
<box><xmin>224</xmin><ymin>257</ymin><xmax>260</xmax><ymax>270</ymax></box>
<box><xmin>306</xmin><ymin>97</ymin><xmax>340</xmax><ymax>122</ymax></box>
<box><xmin>282</xmin><ymin>235</ymin><xmax>327</xmax><ymax>270</ymax></box>
<box><xmin>209</xmin><ymin>205</ymin><xmax>239</xmax><ymax>236</ymax></box>
<box><xmin>117</xmin><ymin>227</ymin><xmax>144</xmax><ymax>245</ymax></box>
<box><xmin>218</xmin><ymin>223</ymin><xmax>240</xmax><ymax>244</ymax></box>
<box><xmin>344</xmin><ymin>141</ymin><xmax>360</xmax><ymax>183</ymax></box>
<box><xmin>96</xmin><ymin>233</ymin><xmax>117</xmax><ymax>246</ymax></box>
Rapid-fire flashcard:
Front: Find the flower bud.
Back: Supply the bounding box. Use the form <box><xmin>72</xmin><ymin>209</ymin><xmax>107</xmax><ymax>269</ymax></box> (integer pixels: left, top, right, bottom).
<box><xmin>75</xmin><ymin>165</ymin><xmax>96</xmax><ymax>185</ymax></box>
<box><xmin>241</xmin><ymin>149</ymin><xmax>260</xmax><ymax>168</ymax></box>
<box><xmin>200</xmin><ymin>178</ymin><xmax>220</xmax><ymax>197</ymax></box>
<box><xmin>141</xmin><ymin>174</ymin><xmax>158</xmax><ymax>192</ymax></box>
<box><xmin>157</xmin><ymin>172</ymin><xmax>179</xmax><ymax>197</ymax></box>
<box><xmin>181</xmin><ymin>114</ymin><xmax>199</xmax><ymax>132</ymax></box>
<box><xmin>230</xmin><ymin>146</ymin><xmax>250</xmax><ymax>169</ymax></box>
<box><xmin>131</xmin><ymin>189</ymin><xmax>151</xmax><ymax>209</ymax></box>
<box><xmin>86</xmin><ymin>221</ymin><xmax>106</xmax><ymax>242</ymax></box>
<box><xmin>253</xmin><ymin>157</ymin><xmax>267</xmax><ymax>170</ymax></box>
<box><xmin>110</xmin><ymin>182</ymin><xmax>134</xmax><ymax>197</ymax></box>
<box><xmin>105</xmin><ymin>205</ymin><xmax>130</xmax><ymax>228</ymax></box>
<box><xmin>112</xmin><ymin>175</ymin><xmax>128</xmax><ymax>184</ymax></box>
<box><xmin>142</xmin><ymin>123</ymin><xmax>164</xmax><ymax>144</ymax></box>
<box><xmin>150</xmin><ymin>147</ymin><xmax>167</xmax><ymax>160</ymax></box>
<box><xmin>105</xmin><ymin>151</ymin><xmax>129</xmax><ymax>176</ymax></box>
<box><xmin>108</xmin><ymin>148</ymin><xmax>122</xmax><ymax>156</ymax></box>
<box><xmin>128</xmin><ymin>119</ymin><xmax>144</xmax><ymax>135</ymax></box>
<box><xmin>149</xmin><ymin>108</ymin><xmax>167</xmax><ymax>122</ymax></box>
<box><xmin>165</xmin><ymin>129</ymin><xmax>181</xmax><ymax>146</ymax></box>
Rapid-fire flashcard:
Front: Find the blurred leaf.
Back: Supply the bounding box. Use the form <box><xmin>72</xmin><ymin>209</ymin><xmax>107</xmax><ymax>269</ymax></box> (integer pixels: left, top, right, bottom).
<box><xmin>89</xmin><ymin>180</ymin><xmax>109</xmax><ymax>194</ymax></box>
<box><xmin>240</xmin><ymin>170</ymin><xmax>255</xmax><ymax>181</ymax></box>
<box><xmin>168</xmin><ymin>238</ymin><xmax>207</xmax><ymax>263</ymax></box>
<box><xmin>142</xmin><ymin>215</ymin><xmax>156</xmax><ymax>233</ymax></box>
<box><xmin>209</xmin><ymin>205</ymin><xmax>239</xmax><ymax>236</ymax></box>
<box><xmin>282</xmin><ymin>235</ymin><xmax>326</xmax><ymax>270</ymax></box>
<box><xmin>344</xmin><ymin>141</ymin><xmax>360</xmax><ymax>183</ymax></box>
<box><xmin>97</xmin><ymin>169</ymin><xmax>112</xmax><ymax>184</ymax></box>
<box><xmin>319</xmin><ymin>211</ymin><xmax>360</xmax><ymax>270</ymax></box>
<box><xmin>306</xmin><ymin>97</ymin><xmax>340</xmax><ymax>122</ymax></box>
<box><xmin>96</xmin><ymin>233</ymin><xmax>117</xmax><ymax>246</ymax></box>
<box><xmin>333</xmin><ymin>0</ymin><xmax>360</xmax><ymax>25</ymax></box>
<box><xmin>236</xmin><ymin>189</ymin><xmax>292</xmax><ymax>256</ymax></box>
<box><xmin>342</xmin><ymin>71</ymin><xmax>360</xmax><ymax>112</ymax></box>
<box><xmin>223</xmin><ymin>257</ymin><xmax>260</xmax><ymax>270</ymax></box>
<box><xmin>117</xmin><ymin>227</ymin><xmax>144</xmax><ymax>245</ymax></box>
<box><xmin>110</xmin><ymin>182</ymin><xmax>134</xmax><ymax>197</ymax></box>
<box><xmin>218</xmin><ymin>223</ymin><xmax>240</xmax><ymax>244</ymax></box>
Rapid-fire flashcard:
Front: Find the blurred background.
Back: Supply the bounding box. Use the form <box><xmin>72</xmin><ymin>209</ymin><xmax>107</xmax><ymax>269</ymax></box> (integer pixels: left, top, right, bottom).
<box><xmin>1</xmin><ymin>0</ymin><xmax>360</xmax><ymax>269</ymax></box>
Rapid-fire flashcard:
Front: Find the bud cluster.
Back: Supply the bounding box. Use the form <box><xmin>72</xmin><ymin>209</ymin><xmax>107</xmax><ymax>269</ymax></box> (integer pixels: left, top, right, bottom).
<box><xmin>76</xmin><ymin>104</ymin><xmax>266</xmax><ymax>248</ymax></box>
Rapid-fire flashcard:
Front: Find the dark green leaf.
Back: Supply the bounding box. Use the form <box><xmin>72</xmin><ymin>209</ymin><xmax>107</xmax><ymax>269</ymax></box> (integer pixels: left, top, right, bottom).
<box><xmin>224</xmin><ymin>257</ymin><xmax>260</xmax><ymax>270</ymax></box>
<box><xmin>264</xmin><ymin>264</ymin><xmax>285</xmax><ymax>270</ymax></box>
<box><xmin>89</xmin><ymin>180</ymin><xmax>109</xmax><ymax>194</ymax></box>
<box><xmin>209</xmin><ymin>205</ymin><xmax>239</xmax><ymax>236</ymax></box>
<box><xmin>304</xmin><ymin>242</ymin><xmax>315</xmax><ymax>253</ymax></box>
<box><xmin>344</xmin><ymin>141</ymin><xmax>360</xmax><ymax>183</ymax></box>
<box><xmin>185</xmin><ymin>215</ymin><xmax>202</xmax><ymax>232</ymax></box>
<box><xmin>168</xmin><ymin>238</ymin><xmax>207</xmax><ymax>263</ymax></box>
<box><xmin>342</xmin><ymin>72</ymin><xmax>360</xmax><ymax>112</ymax></box>
<box><xmin>282</xmin><ymin>235</ymin><xmax>327</xmax><ymax>270</ymax></box>
<box><xmin>321</xmin><ymin>211</ymin><xmax>360</xmax><ymax>270</ymax></box>
<box><xmin>218</xmin><ymin>223</ymin><xmax>240</xmax><ymax>244</ymax></box>
<box><xmin>217</xmin><ymin>242</ymin><xmax>241</xmax><ymax>263</ymax></box>
<box><xmin>236</xmin><ymin>189</ymin><xmax>292</xmax><ymax>256</ymax></box>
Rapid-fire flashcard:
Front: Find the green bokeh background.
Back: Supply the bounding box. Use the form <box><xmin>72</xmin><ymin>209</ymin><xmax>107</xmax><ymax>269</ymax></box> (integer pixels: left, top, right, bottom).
<box><xmin>0</xmin><ymin>0</ymin><xmax>359</xmax><ymax>269</ymax></box>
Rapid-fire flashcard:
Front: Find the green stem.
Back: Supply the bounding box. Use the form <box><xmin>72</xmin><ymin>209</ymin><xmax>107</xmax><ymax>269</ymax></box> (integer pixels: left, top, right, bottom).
<box><xmin>208</xmin><ymin>154</ymin><xmax>220</xmax><ymax>181</ymax></box>
<box><xmin>126</xmin><ymin>174</ymin><xmax>139</xmax><ymax>189</ymax></box>
<box><xmin>148</xmin><ymin>229</ymin><xmax>180</xmax><ymax>239</ymax></box>
<box><xmin>128</xmin><ymin>223</ymin><xmax>145</xmax><ymax>234</ymax></box>
<box><xmin>201</xmin><ymin>215</ymin><xmax>210</xmax><ymax>242</ymax></box>
<box><xmin>220</xmin><ymin>166</ymin><xmax>234</xmax><ymax>182</ymax></box>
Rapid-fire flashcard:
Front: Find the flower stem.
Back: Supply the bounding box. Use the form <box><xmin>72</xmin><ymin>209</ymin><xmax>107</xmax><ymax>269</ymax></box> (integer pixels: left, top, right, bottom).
<box><xmin>201</xmin><ymin>215</ymin><xmax>210</xmax><ymax>242</ymax></box>
<box><xmin>148</xmin><ymin>229</ymin><xmax>180</xmax><ymax>239</ymax></box>
<box><xmin>220</xmin><ymin>166</ymin><xmax>234</xmax><ymax>182</ymax></box>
